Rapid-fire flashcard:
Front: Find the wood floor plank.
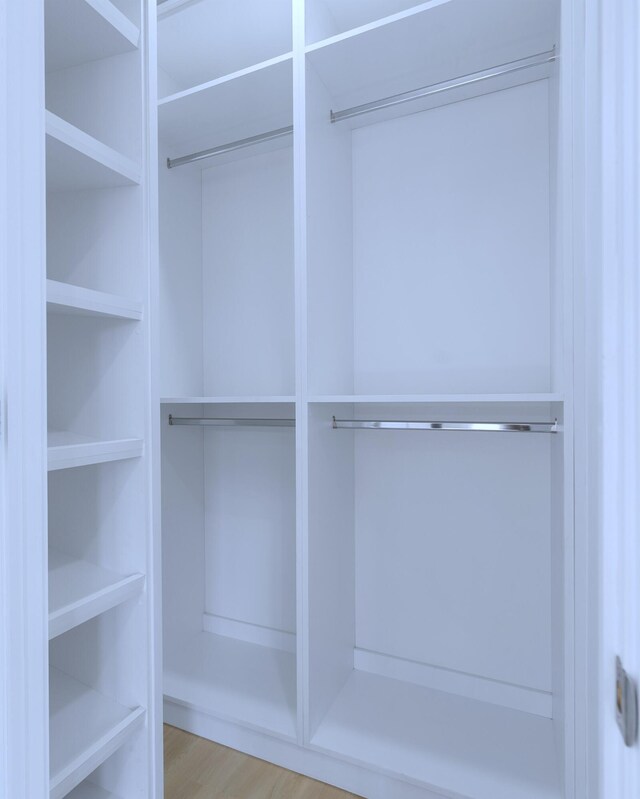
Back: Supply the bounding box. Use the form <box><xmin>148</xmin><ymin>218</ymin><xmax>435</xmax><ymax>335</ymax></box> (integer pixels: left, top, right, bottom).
<box><xmin>164</xmin><ymin>725</ymin><xmax>362</xmax><ymax>799</ymax></box>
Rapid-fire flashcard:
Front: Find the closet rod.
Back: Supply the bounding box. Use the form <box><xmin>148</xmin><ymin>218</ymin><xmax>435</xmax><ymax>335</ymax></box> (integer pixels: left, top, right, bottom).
<box><xmin>330</xmin><ymin>48</ymin><xmax>556</xmax><ymax>124</ymax></box>
<box><xmin>168</xmin><ymin>415</ymin><xmax>295</xmax><ymax>427</ymax></box>
<box><xmin>166</xmin><ymin>125</ymin><xmax>294</xmax><ymax>169</ymax></box>
<box><xmin>332</xmin><ymin>417</ymin><xmax>559</xmax><ymax>433</ymax></box>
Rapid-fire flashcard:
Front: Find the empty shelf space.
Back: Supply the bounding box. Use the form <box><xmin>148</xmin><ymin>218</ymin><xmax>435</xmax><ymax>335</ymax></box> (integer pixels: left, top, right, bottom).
<box><xmin>46</xmin><ymin>111</ymin><xmax>141</xmax><ymax>191</ymax></box>
<box><xmin>161</xmin><ymin>396</ymin><xmax>296</xmax><ymax>404</ymax></box>
<box><xmin>48</xmin><ymin>432</ymin><xmax>143</xmax><ymax>471</ymax></box>
<box><xmin>45</xmin><ymin>0</ymin><xmax>139</xmax><ymax>74</ymax></box>
<box><xmin>159</xmin><ymin>55</ymin><xmax>293</xmax><ymax>157</ymax></box>
<box><xmin>308</xmin><ymin>393</ymin><xmax>564</xmax><ymax>404</ymax></box>
<box><xmin>47</xmin><ymin>280</ymin><xmax>143</xmax><ymax>321</ymax></box>
<box><xmin>49</xmin><ymin>549</ymin><xmax>144</xmax><ymax>639</ymax></box>
<box><xmin>311</xmin><ymin>670</ymin><xmax>561</xmax><ymax>799</ymax></box>
<box><xmin>66</xmin><ymin>783</ymin><xmax>122</xmax><ymax>799</ymax></box>
<box><xmin>49</xmin><ymin>668</ymin><xmax>145</xmax><ymax>799</ymax></box>
<box><xmin>164</xmin><ymin>631</ymin><xmax>297</xmax><ymax>741</ymax></box>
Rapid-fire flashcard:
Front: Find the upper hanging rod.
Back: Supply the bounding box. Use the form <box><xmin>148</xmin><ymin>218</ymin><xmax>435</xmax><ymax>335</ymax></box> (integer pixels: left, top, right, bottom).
<box><xmin>168</xmin><ymin>415</ymin><xmax>295</xmax><ymax>427</ymax></box>
<box><xmin>167</xmin><ymin>125</ymin><xmax>294</xmax><ymax>169</ymax></box>
<box><xmin>332</xmin><ymin>417</ymin><xmax>559</xmax><ymax>434</ymax></box>
<box><xmin>330</xmin><ymin>49</ymin><xmax>556</xmax><ymax>124</ymax></box>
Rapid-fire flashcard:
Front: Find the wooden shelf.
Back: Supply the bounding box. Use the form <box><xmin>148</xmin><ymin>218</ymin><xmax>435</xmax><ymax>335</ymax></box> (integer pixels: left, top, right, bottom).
<box><xmin>311</xmin><ymin>670</ymin><xmax>561</xmax><ymax>799</ymax></box>
<box><xmin>164</xmin><ymin>631</ymin><xmax>297</xmax><ymax>740</ymax></box>
<box><xmin>49</xmin><ymin>548</ymin><xmax>144</xmax><ymax>639</ymax></box>
<box><xmin>306</xmin><ymin>0</ymin><xmax>557</xmax><ymax>113</ymax></box>
<box><xmin>308</xmin><ymin>393</ymin><xmax>564</xmax><ymax>404</ymax></box>
<box><xmin>159</xmin><ymin>55</ymin><xmax>292</xmax><ymax>157</ymax></box>
<box><xmin>66</xmin><ymin>783</ymin><xmax>122</xmax><ymax>799</ymax></box>
<box><xmin>48</xmin><ymin>432</ymin><xmax>144</xmax><ymax>471</ymax></box>
<box><xmin>49</xmin><ymin>668</ymin><xmax>144</xmax><ymax>799</ymax></box>
<box><xmin>47</xmin><ymin>280</ymin><xmax>143</xmax><ymax>321</ymax></box>
<box><xmin>161</xmin><ymin>396</ymin><xmax>295</xmax><ymax>404</ymax></box>
<box><xmin>46</xmin><ymin>111</ymin><xmax>141</xmax><ymax>191</ymax></box>
<box><xmin>45</xmin><ymin>0</ymin><xmax>139</xmax><ymax>74</ymax></box>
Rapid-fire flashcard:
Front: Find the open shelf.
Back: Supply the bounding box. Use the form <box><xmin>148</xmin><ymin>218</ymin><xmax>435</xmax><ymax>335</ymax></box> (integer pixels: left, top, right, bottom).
<box><xmin>159</xmin><ymin>55</ymin><xmax>293</xmax><ymax>160</ymax></box>
<box><xmin>67</xmin><ymin>783</ymin><xmax>122</xmax><ymax>799</ymax></box>
<box><xmin>48</xmin><ymin>432</ymin><xmax>143</xmax><ymax>471</ymax></box>
<box><xmin>49</xmin><ymin>548</ymin><xmax>144</xmax><ymax>639</ymax></box>
<box><xmin>47</xmin><ymin>280</ymin><xmax>143</xmax><ymax>321</ymax></box>
<box><xmin>45</xmin><ymin>0</ymin><xmax>139</xmax><ymax>74</ymax></box>
<box><xmin>157</xmin><ymin>0</ymin><xmax>291</xmax><ymax>94</ymax></box>
<box><xmin>161</xmin><ymin>396</ymin><xmax>296</xmax><ymax>405</ymax></box>
<box><xmin>164</xmin><ymin>632</ymin><xmax>297</xmax><ymax>741</ymax></box>
<box><xmin>306</xmin><ymin>0</ymin><xmax>557</xmax><ymax>116</ymax></box>
<box><xmin>309</xmin><ymin>393</ymin><xmax>564</xmax><ymax>404</ymax></box>
<box><xmin>49</xmin><ymin>668</ymin><xmax>145</xmax><ymax>799</ymax></box>
<box><xmin>46</xmin><ymin>111</ymin><xmax>141</xmax><ymax>191</ymax></box>
<box><xmin>311</xmin><ymin>670</ymin><xmax>561</xmax><ymax>799</ymax></box>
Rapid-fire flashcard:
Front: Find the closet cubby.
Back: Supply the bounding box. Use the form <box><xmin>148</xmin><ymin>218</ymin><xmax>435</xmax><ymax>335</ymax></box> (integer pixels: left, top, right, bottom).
<box><xmin>157</xmin><ymin>0</ymin><xmax>292</xmax><ymax>97</ymax></box>
<box><xmin>162</xmin><ymin>403</ymin><xmax>297</xmax><ymax>739</ymax></box>
<box><xmin>159</xmin><ymin>114</ymin><xmax>295</xmax><ymax>400</ymax></box>
<box><xmin>307</xmin><ymin>401</ymin><xmax>565</xmax><ymax>799</ymax></box>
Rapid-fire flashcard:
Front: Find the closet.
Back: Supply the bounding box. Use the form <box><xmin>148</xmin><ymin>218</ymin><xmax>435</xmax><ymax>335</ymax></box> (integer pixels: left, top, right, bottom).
<box><xmin>34</xmin><ymin>0</ymin><xmax>581</xmax><ymax>798</ymax></box>
<box><xmin>158</xmin><ymin>1</ymin><xmax>575</xmax><ymax>799</ymax></box>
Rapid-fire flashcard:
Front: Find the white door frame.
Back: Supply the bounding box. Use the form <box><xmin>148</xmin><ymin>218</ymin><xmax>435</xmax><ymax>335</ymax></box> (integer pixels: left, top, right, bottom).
<box><xmin>0</xmin><ymin>2</ymin><xmax>48</xmax><ymax>798</ymax></box>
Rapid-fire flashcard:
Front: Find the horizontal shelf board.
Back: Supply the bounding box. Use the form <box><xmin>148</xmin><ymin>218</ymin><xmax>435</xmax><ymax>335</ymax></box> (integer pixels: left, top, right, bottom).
<box><xmin>159</xmin><ymin>55</ymin><xmax>293</xmax><ymax>156</ymax></box>
<box><xmin>46</xmin><ymin>111</ymin><xmax>141</xmax><ymax>191</ymax></box>
<box><xmin>47</xmin><ymin>432</ymin><xmax>144</xmax><ymax>471</ymax></box>
<box><xmin>49</xmin><ymin>549</ymin><xmax>144</xmax><ymax>639</ymax></box>
<box><xmin>306</xmin><ymin>0</ymin><xmax>557</xmax><ymax>109</ymax></box>
<box><xmin>49</xmin><ymin>668</ymin><xmax>145</xmax><ymax>799</ymax></box>
<box><xmin>311</xmin><ymin>670</ymin><xmax>560</xmax><ymax>799</ymax></box>
<box><xmin>45</xmin><ymin>0</ymin><xmax>139</xmax><ymax>73</ymax></box>
<box><xmin>164</xmin><ymin>631</ymin><xmax>297</xmax><ymax>741</ymax></box>
<box><xmin>66</xmin><ymin>782</ymin><xmax>122</xmax><ymax>799</ymax></box>
<box><xmin>161</xmin><ymin>396</ymin><xmax>296</xmax><ymax>404</ymax></box>
<box><xmin>46</xmin><ymin>280</ymin><xmax>143</xmax><ymax>321</ymax></box>
<box><xmin>308</xmin><ymin>393</ymin><xmax>563</xmax><ymax>404</ymax></box>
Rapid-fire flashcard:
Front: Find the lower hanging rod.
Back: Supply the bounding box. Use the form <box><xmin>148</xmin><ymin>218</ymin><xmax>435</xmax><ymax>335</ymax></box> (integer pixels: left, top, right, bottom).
<box><xmin>168</xmin><ymin>415</ymin><xmax>295</xmax><ymax>427</ymax></box>
<box><xmin>332</xmin><ymin>417</ymin><xmax>559</xmax><ymax>434</ymax></box>
<box><xmin>167</xmin><ymin>125</ymin><xmax>294</xmax><ymax>169</ymax></box>
<box><xmin>330</xmin><ymin>48</ymin><xmax>556</xmax><ymax>124</ymax></box>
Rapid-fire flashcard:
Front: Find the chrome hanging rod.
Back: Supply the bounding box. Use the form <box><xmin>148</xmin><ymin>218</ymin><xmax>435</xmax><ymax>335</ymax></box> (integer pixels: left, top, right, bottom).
<box><xmin>330</xmin><ymin>49</ymin><xmax>556</xmax><ymax>124</ymax></box>
<box><xmin>166</xmin><ymin>125</ymin><xmax>294</xmax><ymax>169</ymax></box>
<box><xmin>168</xmin><ymin>415</ymin><xmax>295</xmax><ymax>427</ymax></box>
<box><xmin>332</xmin><ymin>417</ymin><xmax>559</xmax><ymax>434</ymax></box>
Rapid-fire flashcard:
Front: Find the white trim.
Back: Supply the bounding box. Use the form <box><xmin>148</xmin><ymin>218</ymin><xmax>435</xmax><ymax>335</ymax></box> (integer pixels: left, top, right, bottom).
<box><xmin>202</xmin><ymin>613</ymin><xmax>296</xmax><ymax>654</ymax></box>
<box><xmin>353</xmin><ymin>648</ymin><xmax>553</xmax><ymax>718</ymax></box>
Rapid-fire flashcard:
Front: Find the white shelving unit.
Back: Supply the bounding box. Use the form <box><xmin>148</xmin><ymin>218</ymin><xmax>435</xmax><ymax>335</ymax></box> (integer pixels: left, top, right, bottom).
<box><xmin>47</xmin><ymin>280</ymin><xmax>143</xmax><ymax>321</ymax></box>
<box><xmin>49</xmin><ymin>668</ymin><xmax>145</xmax><ymax>799</ymax></box>
<box><xmin>47</xmin><ymin>432</ymin><xmax>144</xmax><ymax>471</ymax></box>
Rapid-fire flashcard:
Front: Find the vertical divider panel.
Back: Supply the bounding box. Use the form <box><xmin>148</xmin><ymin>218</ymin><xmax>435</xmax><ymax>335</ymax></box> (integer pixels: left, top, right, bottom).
<box><xmin>293</xmin><ymin>0</ymin><xmax>309</xmax><ymax>746</ymax></box>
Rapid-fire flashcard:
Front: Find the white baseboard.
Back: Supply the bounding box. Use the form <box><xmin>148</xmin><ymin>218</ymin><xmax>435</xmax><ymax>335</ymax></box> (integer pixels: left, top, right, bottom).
<box><xmin>202</xmin><ymin>612</ymin><xmax>296</xmax><ymax>653</ymax></box>
<box><xmin>354</xmin><ymin>647</ymin><xmax>552</xmax><ymax>718</ymax></box>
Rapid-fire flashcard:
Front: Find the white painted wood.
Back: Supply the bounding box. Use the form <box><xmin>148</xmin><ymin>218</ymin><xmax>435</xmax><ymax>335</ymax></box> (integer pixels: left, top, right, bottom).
<box><xmin>47</xmin><ymin>432</ymin><xmax>143</xmax><ymax>471</ymax></box>
<box><xmin>157</xmin><ymin>0</ymin><xmax>291</xmax><ymax>92</ymax></box>
<box><xmin>49</xmin><ymin>668</ymin><xmax>145</xmax><ymax>799</ymax></box>
<box><xmin>46</xmin><ymin>280</ymin><xmax>143</xmax><ymax>321</ymax></box>
<box><xmin>354</xmin><ymin>648</ymin><xmax>553</xmax><ymax>718</ymax></box>
<box><xmin>309</xmin><ymin>393</ymin><xmax>564</xmax><ymax>404</ymax></box>
<box><xmin>48</xmin><ymin>548</ymin><xmax>144</xmax><ymax>639</ymax></box>
<box><xmin>201</xmin><ymin>147</ymin><xmax>295</xmax><ymax>397</ymax></box>
<box><xmin>159</xmin><ymin>56</ymin><xmax>293</xmax><ymax>157</ymax></box>
<box><xmin>67</xmin><ymin>783</ymin><xmax>122</xmax><ymax>799</ymax></box>
<box><xmin>161</xmin><ymin>396</ymin><xmax>296</xmax><ymax>404</ymax></box>
<box><xmin>164</xmin><ymin>632</ymin><xmax>297</xmax><ymax>740</ymax></box>
<box><xmin>306</xmin><ymin>0</ymin><xmax>557</xmax><ymax>109</ymax></box>
<box><xmin>311</xmin><ymin>670</ymin><xmax>561</xmax><ymax>799</ymax></box>
<box><xmin>45</xmin><ymin>111</ymin><xmax>140</xmax><ymax>191</ymax></box>
<box><xmin>45</xmin><ymin>0</ymin><xmax>139</xmax><ymax>74</ymax></box>
<box><xmin>202</xmin><ymin>613</ymin><xmax>296</xmax><ymax>654</ymax></box>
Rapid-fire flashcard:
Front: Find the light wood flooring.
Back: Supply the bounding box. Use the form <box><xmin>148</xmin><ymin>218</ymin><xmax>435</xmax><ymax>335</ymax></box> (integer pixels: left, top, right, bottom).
<box><xmin>164</xmin><ymin>725</ymin><xmax>363</xmax><ymax>799</ymax></box>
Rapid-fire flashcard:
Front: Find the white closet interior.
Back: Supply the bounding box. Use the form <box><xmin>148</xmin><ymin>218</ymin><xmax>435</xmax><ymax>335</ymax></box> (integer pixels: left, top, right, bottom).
<box><xmin>44</xmin><ymin>1</ymin><xmax>156</xmax><ymax>797</ymax></box>
<box><xmin>158</xmin><ymin>2</ymin><xmax>573</xmax><ymax>799</ymax></box>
